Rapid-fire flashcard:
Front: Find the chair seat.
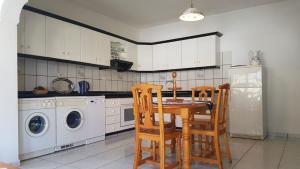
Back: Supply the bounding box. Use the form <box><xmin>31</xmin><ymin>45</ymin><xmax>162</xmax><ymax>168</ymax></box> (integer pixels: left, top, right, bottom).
<box><xmin>139</xmin><ymin>128</ymin><xmax>181</xmax><ymax>141</ymax></box>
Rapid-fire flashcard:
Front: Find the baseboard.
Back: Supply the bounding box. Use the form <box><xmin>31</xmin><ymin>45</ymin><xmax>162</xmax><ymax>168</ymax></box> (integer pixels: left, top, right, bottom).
<box><xmin>267</xmin><ymin>132</ymin><xmax>288</xmax><ymax>139</ymax></box>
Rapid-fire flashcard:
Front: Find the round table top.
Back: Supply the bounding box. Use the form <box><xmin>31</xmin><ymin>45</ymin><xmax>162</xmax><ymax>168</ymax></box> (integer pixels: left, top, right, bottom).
<box><xmin>153</xmin><ymin>100</ymin><xmax>208</xmax><ymax>109</ymax></box>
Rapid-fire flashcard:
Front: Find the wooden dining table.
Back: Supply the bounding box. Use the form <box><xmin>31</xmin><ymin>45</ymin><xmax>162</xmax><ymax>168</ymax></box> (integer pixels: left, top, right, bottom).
<box><xmin>153</xmin><ymin>100</ymin><xmax>208</xmax><ymax>169</ymax></box>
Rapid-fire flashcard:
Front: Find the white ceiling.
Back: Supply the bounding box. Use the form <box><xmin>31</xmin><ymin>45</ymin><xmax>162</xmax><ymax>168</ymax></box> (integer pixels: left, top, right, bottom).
<box><xmin>29</xmin><ymin>0</ymin><xmax>284</xmax><ymax>28</ymax></box>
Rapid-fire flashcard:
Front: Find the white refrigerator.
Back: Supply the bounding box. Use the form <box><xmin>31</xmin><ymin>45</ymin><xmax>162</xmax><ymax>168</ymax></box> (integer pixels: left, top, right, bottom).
<box><xmin>229</xmin><ymin>65</ymin><xmax>267</xmax><ymax>140</ymax></box>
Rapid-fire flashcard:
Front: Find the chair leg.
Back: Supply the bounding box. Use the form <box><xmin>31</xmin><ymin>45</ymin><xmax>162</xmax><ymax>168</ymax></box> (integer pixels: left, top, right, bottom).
<box><xmin>133</xmin><ymin>138</ymin><xmax>142</xmax><ymax>169</ymax></box>
<box><xmin>214</xmin><ymin>135</ymin><xmax>223</xmax><ymax>169</ymax></box>
<box><xmin>151</xmin><ymin>141</ymin><xmax>157</xmax><ymax>161</ymax></box>
<box><xmin>159</xmin><ymin>141</ymin><xmax>165</xmax><ymax>169</ymax></box>
<box><xmin>224</xmin><ymin>133</ymin><xmax>232</xmax><ymax>163</ymax></box>
<box><xmin>176</xmin><ymin>137</ymin><xmax>182</xmax><ymax>169</ymax></box>
<box><xmin>171</xmin><ymin>139</ymin><xmax>176</xmax><ymax>153</ymax></box>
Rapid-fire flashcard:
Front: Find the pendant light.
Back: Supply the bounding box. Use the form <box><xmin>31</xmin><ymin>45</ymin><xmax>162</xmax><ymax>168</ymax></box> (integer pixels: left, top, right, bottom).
<box><xmin>179</xmin><ymin>0</ymin><xmax>204</xmax><ymax>21</ymax></box>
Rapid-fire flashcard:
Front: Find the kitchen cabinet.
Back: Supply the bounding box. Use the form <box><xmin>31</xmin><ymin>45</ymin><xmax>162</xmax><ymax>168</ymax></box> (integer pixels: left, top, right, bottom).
<box><xmin>46</xmin><ymin>17</ymin><xmax>81</xmax><ymax>62</ymax></box>
<box><xmin>181</xmin><ymin>38</ymin><xmax>197</xmax><ymax>68</ymax></box>
<box><xmin>197</xmin><ymin>35</ymin><xmax>220</xmax><ymax>67</ymax></box>
<box><xmin>153</xmin><ymin>43</ymin><xmax>168</xmax><ymax>70</ymax></box>
<box><xmin>137</xmin><ymin>45</ymin><xmax>153</xmax><ymax>71</ymax></box>
<box><xmin>98</xmin><ymin>34</ymin><xmax>111</xmax><ymax>66</ymax></box>
<box><xmin>127</xmin><ymin>42</ymin><xmax>138</xmax><ymax>69</ymax></box>
<box><xmin>166</xmin><ymin>41</ymin><xmax>182</xmax><ymax>69</ymax></box>
<box><xmin>18</xmin><ymin>10</ymin><xmax>46</xmax><ymax>56</ymax></box>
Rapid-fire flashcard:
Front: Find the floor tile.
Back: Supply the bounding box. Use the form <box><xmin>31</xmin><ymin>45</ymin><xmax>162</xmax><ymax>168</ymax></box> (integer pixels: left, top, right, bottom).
<box><xmin>20</xmin><ymin>158</ymin><xmax>61</xmax><ymax>169</ymax></box>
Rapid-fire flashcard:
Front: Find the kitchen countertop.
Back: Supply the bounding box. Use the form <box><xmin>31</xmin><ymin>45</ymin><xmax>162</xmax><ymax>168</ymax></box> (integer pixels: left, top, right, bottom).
<box><xmin>18</xmin><ymin>91</ymin><xmax>215</xmax><ymax>99</ymax></box>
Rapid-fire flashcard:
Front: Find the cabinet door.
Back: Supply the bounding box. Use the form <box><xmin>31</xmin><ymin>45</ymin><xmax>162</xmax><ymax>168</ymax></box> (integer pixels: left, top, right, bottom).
<box><xmin>127</xmin><ymin>42</ymin><xmax>137</xmax><ymax>69</ymax></box>
<box><xmin>197</xmin><ymin>36</ymin><xmax>220</xmax><ymax>67</ymax></box>
<box><xmin>64</xmin><ymin>23</ymin><xmax>81</xmax><ymax>62</ymax></box>
<box><xmin>17</xmin><ymin>11</ymin><xmax>25</xmax><ymax>53</ymax></box>
<box><xmin>98</xmin><ymin>34</ymin><xmax>111</xmax><ymax>66</ymax></box>
<box><xmin>46</xmin><ymin>17</ymin><xmax>65</xmax><ymax>59</ymax></box>
<box><xmin>81</xmin><ymin>28</ymin><xmax>98</xmax><ymax>64</ymax></box>
<box><xmin>153</xmin><ymin>44</ymin><xmax>167</xmax><ymax>70</ymax></box>
<box><xmin>24</xmin><ymin>11</ymin><xmax>46</xmax><ymax>56</ymax></box>
<box><xmin>137</xmin><ymin>45</ymin><xmax>153</xmax><ymax>71</ymax></box>
<box><xmin>182</xmin><ymin>38</ymin><xmax>197</xmax><ymax>68</ymax></box>
<box><xmin>166</xmin><ymin>41</ymin><xmax>181</xmax><ymax>69</ymax></box>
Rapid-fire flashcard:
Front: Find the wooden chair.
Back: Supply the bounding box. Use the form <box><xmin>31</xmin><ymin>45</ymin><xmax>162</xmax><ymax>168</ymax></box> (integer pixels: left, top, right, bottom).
<box><xmin>132</xmin><ymin>84</ymin><xmax>182</xmax><ymax>169</ymax></box>
<box><xmin>190</xmin><ymin>84</ymin><xmax>232</xmax><ymax>169</ymax></box>
<box><xmin>190</xmin><ymin>86</ymin><xmax>215</xmax><ymax>156</ymax></box>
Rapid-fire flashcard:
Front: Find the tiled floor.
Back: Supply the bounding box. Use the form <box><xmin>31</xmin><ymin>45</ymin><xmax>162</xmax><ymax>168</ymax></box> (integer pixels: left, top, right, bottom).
<box><xmin>20</xmin><ymin>132</ymin><xmax>300</xmax><ymax>169</ymax></box>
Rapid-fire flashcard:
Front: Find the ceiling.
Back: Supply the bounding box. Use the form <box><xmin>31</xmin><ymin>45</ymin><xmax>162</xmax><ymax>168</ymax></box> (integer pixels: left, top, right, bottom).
<box><xmin>29</xmin><ymin>0</ymin><xmax>284</xmax><ymax>28</ymax></box>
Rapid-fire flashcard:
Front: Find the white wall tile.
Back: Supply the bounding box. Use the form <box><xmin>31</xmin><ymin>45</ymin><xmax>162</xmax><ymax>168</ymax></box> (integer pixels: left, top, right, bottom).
<box><xmin>92</xmin><ymin>79</ymin><xmax>100</xmax><ymax>91</ymax></box>
<box><xmin>205</xmin><ymin>69</ymin><xmax>214</xmax><ymax>79</ymax></box>
<box><xmin>58</xmin><ymin>62</ymin><xmax>67</xmax><ymax>77</ymax></box>
<box><xmin>141</xmin><ymin>73</ymin><xmax>147</xmax><ymax>82</ymax></box>
<box><xmin>84</xmin><ymin>66</ymin><xmax>93</xmax><ymax>79</ymax></box>
<box><xmin>195</xmin><ymin>70</ymin><xmax>205</xmax><ymax>79</ymax></box>
<box><xmin>36</xmin><ymin>60</ymin><xmax>47</xmax><ymax>76</ymax></box>
<box><xmin>188</xmin><ymin>79</ymin><xmax>196</xmax><ymax>89</ymax></box>
<box><xmin>146</xmin><ymin>73</ymin><xmax>153</xmax><ymax>82</ymax></box>
<box><xmin>67</xmin><ymin>64</ymin><xmax>77</xmax><ymax>78</ymax></box>
<box><xmin>111</xmin><ymin>80</ymin><xmax>118</xmax><ymax>91</ymax></box>
<box><xmin>213</xmin><ymin>68</ymin><xmax>222</xmax><ymax>79</ymax></box>
<box><xmin>188</xmin><ymin>70</ymin><xmax>196</xmax><ymax>80</ymax></box>
<box><xmin>68</xmin><ymin>77</ymin><xmax>76</xmax><ymax>92</ymax></box>
<box><xmin>159</xmin><ymin>72</ymin><xmax>167</xmax><ymax>82</ymax></box>
<box><xmin>105</xmin><ymin>70</ymin><xmax>112</xmax><ymax>80</ymax></box>
<box><xmin>25</xmin><ymin>58</ymin><xmax>36</xmax><ymax>75</ymax></box>
<box><xmin>133</xmin><ymin>73</ymin><xmax>141</xmax><ymax>82</ymax></box>
<box><xmin>84</xmin><ymin>79</ymin><xmax>93</xmax><ymax>91</ymax></box>
<box><xmin>180</xmin><ymin>71</ymin><xmax>188</xmax><ymax>80</ymax></box>
<box><xmin>204</xmin><ymin>79</ymin><xmax>214</xmax><ymax>86</ymax></box>
<box><xmin>222</xmin><ymin>78</ymin><xmax>229</xmax><ymax>84</ymax></box>
<box><xmin>25</xmin><ymin>75</ymin><xmax>36</xmax><ymax>91</ymax></box>
<box><xmin>128</xmin><ymin>82</ymin><xmax>133</xmax><ymax>91</ymax></box>
<box><xmin>127</xmin><ymin>72</ymin><xmax>133</xmax><ymax>81</ymax></box>
<box><xmin>18</xmin><ymin>57</ymin><xmax>25</xmax><ymax>75</ymax></box>
<box><xmin>48</xmin><ymin>61</ymin><xmax>58</xmax><ymax>77</ymax></box>
<box><xmin>92</xmin><ymin>67</ymin><xmax>99</xmax><ymax>80</ymax></box>
<box><xmin>196</xmin><ymin>80</ymin><xmax>205</xmax><ymax>86</ymax></box>
<box><xmin>100</xmin><ymin>80</ymin><xmax>106</xmax><ymax>91</ymax></box>
<box><xmin>99</xmin><ymin>70</ymin><xmax>106</xmax><ymax>80</ymax></box>
<box><xmin>18</xmin><ymin>75</ymin><xmax>25</xmax><ymax>91</ymax></box>
<box><xmin>214</xmin><ymin>78</ymin><xmax>223</xmax><ymax>88</ymax></box>
<box><xmin>111</xmin><ymin>70</ymin><xmax>118</xmax><ymax>80</ymax></box>
<box><xmin>105</xmin><ymin>80</ymin><xmax>112</xmax><ymax>91</ymax></box>
<box><xmin>153</xmin><ymin>73</ymin><xmax>159</xmax><ymax>81</ymax></box>
<box><xmin>76</xmin><ymin>65</ymin><xmax>85</xmax><ymax>78</ymax></box>
<box><xmin>36</xmin><ymin>76</ymin><xmax>48</xmax><ymax>88</ymax></box>
<box><xmin>180</xmin><ymin>80</ymin><xmax>188</xmax><ymax>90</ymax></box>
<box><xmin>47</xmin><ymin>76</ymin><xmax>57</xmax><ymax>91</ymax></box>
<box><xmin>117</xmin><ymin>81</ymin><xmax>123</xmax><ymax>91</ymax></box>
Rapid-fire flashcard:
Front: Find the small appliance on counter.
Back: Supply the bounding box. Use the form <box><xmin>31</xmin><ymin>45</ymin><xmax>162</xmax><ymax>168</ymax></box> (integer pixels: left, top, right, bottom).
<box><xmin>78</xmin><ymin>81</ymin><xmax>90</xmax><ymax>94</ymax></box>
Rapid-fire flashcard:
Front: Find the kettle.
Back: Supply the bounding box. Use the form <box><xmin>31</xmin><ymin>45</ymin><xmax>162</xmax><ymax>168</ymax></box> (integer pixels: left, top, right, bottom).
<box><xmin>78</xmin><ymin>81</ymin><xmax>90</xmax><ymax>94</ymax></box>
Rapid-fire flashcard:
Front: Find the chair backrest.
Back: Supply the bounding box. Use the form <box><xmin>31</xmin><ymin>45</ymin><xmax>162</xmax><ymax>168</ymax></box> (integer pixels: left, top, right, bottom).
<box><xmin>131</xmin><ymin>84</ymin><xmax>165</xmax><ymax>138</ymax></box>
<box><xmin>192</xmin><ymin>86</ymin><xmax>215</xmax><ymax>103</ymax></box>
<box><xmin>214</xmin><ymin>83</ymin><xmax>230</xmax><ymax>131</ymax></box>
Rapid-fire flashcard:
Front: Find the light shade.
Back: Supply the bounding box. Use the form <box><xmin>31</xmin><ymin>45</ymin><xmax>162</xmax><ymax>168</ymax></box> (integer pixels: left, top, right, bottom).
<box><xmin>179</xmin><ymin>8</ymin><xmax>204</xmax><ymax>21</ymax></box>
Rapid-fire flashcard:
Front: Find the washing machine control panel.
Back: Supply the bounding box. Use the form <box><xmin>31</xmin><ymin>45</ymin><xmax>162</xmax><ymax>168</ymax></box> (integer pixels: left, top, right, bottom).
<box><xmin>19</xmin><ymin>99</ymin><xmax>56</xmax><ymax>110</ymax></box>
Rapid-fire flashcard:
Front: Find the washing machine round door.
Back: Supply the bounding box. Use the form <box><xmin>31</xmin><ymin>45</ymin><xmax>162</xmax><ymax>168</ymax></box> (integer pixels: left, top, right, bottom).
<box><xmin>65</xmin><ymin>109</ymin><xmax>83</xmax><ymax>130</ymax></box>
<box><xmin>25</xmin><ymin>113</ymin><xmax>49</xmax><ymax>137</ymax></box>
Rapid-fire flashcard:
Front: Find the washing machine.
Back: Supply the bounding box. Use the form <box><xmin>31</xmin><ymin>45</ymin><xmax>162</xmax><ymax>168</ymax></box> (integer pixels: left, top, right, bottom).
<box><xmin>56</xmin><ymin>97</ymin><xmax>88</xmax><ymax>150</ymax></box>
<box><xmin>19</xmin><ymin>98</ymin><xmax>56</xmax><ymax>160</ymax></box>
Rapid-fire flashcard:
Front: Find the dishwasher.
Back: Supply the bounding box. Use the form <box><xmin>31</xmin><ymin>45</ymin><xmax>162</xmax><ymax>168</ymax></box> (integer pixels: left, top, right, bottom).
<box><xmin>85</xmin><ymin>96</ymin><xmax>106</xmax><ymax>144</ymax></box>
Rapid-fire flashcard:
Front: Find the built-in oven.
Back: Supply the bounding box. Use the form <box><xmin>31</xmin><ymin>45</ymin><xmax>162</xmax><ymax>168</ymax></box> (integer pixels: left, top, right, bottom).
<box><xmin>120</xmin><ymin>103</ymin><xmax>134</xmax><ymax>127</ymax></box>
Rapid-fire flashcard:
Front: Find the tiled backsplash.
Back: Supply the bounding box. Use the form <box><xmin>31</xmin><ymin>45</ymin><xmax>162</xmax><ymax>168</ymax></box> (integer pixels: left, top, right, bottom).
<box><xmin>17</xmin><ymin>52</ymin><xmax>232</xmax><ymax>92</ymax></box>
<box><xmin>17</xmin><ymin>58</ymin><xmax>141</xmax><ymax>92</ymax></box>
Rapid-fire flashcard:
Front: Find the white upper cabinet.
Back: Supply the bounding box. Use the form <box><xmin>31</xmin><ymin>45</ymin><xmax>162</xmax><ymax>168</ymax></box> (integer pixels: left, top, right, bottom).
<box><xmin>46</xmin><ymin>17</ymin><xmax>67</xmax><ymax>60</ymax></box>
<box><xmin>46</xmin><ymin>17</ymin><xmax>81</xmax><ymax>62</ymax></box>
<box><xmin>197</xmin><ymin>35</ymin><xmax>220</xmax><ymax>67</ymax></box>
<box><xmin>166</xmin><ymin>41</ymin><xmax>182</xmax><ymax>69</ymax></box>
<box><xmin>181</xmin><ymin>38</ymin><xmax>197</xmax><ymax>68</ymax></box>
<box><xmin>97</xmin><ymin>34</ymin><xmax>111</xmax><ymax>66</ymax></box>
<box><xmin>153</xmin><ymin>44</ymin><xmax>168</xmax><ymax>70</ymax></box>
<box><xmin>18</xmin><ymin>10</ymin><xmax>46</xmax><ymax>56</ymax></box>
<box><xmin>64</xmin><ymin>23</ymin><xmax>81</xmax><ymax>61</ymax></box>
<box><xmin>81</xmin><ymin>28</ymin><xmax>99</xmax><ymax>64</ymax></box>
<box><xmin>137</xmin><ymin>45</ymin><xmax>153</xmax><ymax>71</ymax></box>
<box><xmin>127</xmin><ymin>42</ymin><xmax>137</xmax><ymax>69</ymax></box>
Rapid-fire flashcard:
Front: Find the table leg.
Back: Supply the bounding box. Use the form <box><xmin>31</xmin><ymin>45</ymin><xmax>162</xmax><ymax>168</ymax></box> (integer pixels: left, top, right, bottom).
<box><xmin>181</xmin><ymin>108</ymin><xmax>190</xmax><ymax>169</ymax></box>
